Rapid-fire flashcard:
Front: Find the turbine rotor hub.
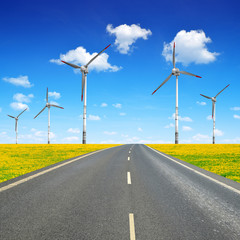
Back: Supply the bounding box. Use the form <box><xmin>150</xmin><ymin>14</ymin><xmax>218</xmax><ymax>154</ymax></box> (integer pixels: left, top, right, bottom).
<box><xmin>172</xmin><ymin>68</ymin><xmax>180</xmax><ymax>76</ymax></box>
<box><xmin>212</xmin><ymin>97</ymin><xmax>216</xmax><ymax>102</ymax></box>
<box><xmin>81</xmin><ymin>66</ymin><xmax>88</xmax><ymax>74</ymax></box>
<box><xmin>46</xmin><ymin>103</ymin><xmax>50</xmax><ymax>107</ymax></box>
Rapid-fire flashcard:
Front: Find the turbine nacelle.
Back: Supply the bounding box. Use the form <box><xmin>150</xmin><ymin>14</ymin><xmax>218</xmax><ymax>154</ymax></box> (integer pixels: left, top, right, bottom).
<box><xmin>172</xmin><ymin>68</ymin><xmax>180</xmax><ymax>76</ymax></box>
<box><xmin>46</xmin><ymin>103</ymin><xmax>51</xmax><ymax>108</ymax></box>
<box><xmin>212</xmin><ymin>97</ymin><xmax>216</xmax><ymax>102</ymax></box>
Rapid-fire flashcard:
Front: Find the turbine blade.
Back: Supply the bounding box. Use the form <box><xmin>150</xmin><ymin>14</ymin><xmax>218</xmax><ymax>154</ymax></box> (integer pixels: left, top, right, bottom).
<box><xmin>173</xmin><ymin>42</ymin><xmax>176</xmax><ymax>68</ymax></box>
<box><xmin>212</xmin><ymin>101</ymin><xmax>215</xmax><ymax>119</ymax></box>
<box><xmin>17</xmin><ymin>108</ymin><xmax>28</xmax><ymax>118</ymax></box>
<box><xmin>34</xmin><ymin>106</ymin><xmax>46</xmax><ymax>119</ymax></box>
<box><xmin>179</xmin><ymin>71</ymin><xmax>201</xmax><ymax>78</ymax></box>
<box><xmin>61</xmin><ymin>60</ymin><xmax>81</xmax><ymax>69</ymax></box>
<box><xmin>85</xmin><ymin>44</ymin><xmax>111</xmax><ymax>68</ymax></box>
<box><xmin>51</xmin><ymin>104</ymin><xmax>64</xmax><ymax>109</ymax></box>
<box><xmin>46</xmin><ymin>87</ymin><xmax>48</xmax><ymax>102</ymax></box>
<box><xmin>7</xmin><ymin>115</ymin><xmax>15</xmax><ymax>119</ymax></box>
<box><xmin>152</xmin><ymin>73</ymin><xmax>173</xmax><ymax>95</ymax></box>
<box><xmin>215</xmin><ymin>84</ymin><xmax>230</xmax><ymax>98</ymax></box>
<box><xmin>200</xmin><ymin>94</ymin><xmax>211</xmax><ymax>99</ymax></box>
<box><xmin>81</xmin><ymin>73</ymin><xmax>85</xmax><ymax>101</ymax></box>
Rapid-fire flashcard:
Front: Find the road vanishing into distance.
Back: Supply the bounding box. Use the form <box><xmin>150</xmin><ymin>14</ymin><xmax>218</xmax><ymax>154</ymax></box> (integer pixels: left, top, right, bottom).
<box><xmin>1</xmin><ymin>144</ymin><xmax>240</xmax><ymax>239</ymax></box>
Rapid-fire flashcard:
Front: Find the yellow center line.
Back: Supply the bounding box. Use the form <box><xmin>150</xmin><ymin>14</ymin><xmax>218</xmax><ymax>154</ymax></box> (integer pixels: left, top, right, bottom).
<box><xmin>129</xmin><ymin>213</ymin><xmax>136</xmax><ymax>240</ymax></box>
<box><xmin>127</xmin><ymin>172</ymin><xmax>131</xmax><ymax>184</ymax></box>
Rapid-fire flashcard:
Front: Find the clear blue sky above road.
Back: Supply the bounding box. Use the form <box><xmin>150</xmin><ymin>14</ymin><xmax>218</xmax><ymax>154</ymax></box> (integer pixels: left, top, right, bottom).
<box><xmin>0</xmin><ymin>0</ymin><xmax>239</xmax><ymax>144</ymax></box>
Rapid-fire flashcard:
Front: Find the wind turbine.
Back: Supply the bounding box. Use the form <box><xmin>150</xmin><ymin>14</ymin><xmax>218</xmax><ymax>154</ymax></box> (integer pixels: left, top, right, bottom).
<box><xmin>61</xmin><ymin>44</ymin><xmax>111</xmax><ymax>144</ymax></box>
<box><xmin>7</xmin><ymin>108</ymin><xmax>28</xmax><ymax>144</ymax></box>
<box><xmin>152</xmin><ymin>42</ymin><xmax>202</xmax><ymax>144</ymax></box>
<box><xmin>200</xmin><ymin>84</ymin><xmax>230</xmax><ymax>144</ymax></box>
<box><xmin>34</xmin><ymin>88</ymin><xmax>64</xmax><ymax>144</ymax></box>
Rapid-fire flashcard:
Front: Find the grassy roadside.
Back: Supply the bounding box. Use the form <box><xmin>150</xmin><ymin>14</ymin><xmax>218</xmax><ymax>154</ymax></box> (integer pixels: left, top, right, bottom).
<box><xmin>147</xmin><ymin>144</ymin><xmax>240</xmax><ymax>183</ymax></box>
<box><xmin>0</xmin><ymin>144</ymin><xmax>120</xmax><ymax>183</ymax></box>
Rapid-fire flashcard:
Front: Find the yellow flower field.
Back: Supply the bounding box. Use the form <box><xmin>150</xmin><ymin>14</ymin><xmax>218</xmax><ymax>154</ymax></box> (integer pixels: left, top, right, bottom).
<box><xmin>147</xmin><ymin>144</ymin><xmax>240</xmax><ymax>183</ymax></box>
<box><xmin>0</xmin><ymin>144</ymin><xmax>120</xmax><ymax>183</ymax></box>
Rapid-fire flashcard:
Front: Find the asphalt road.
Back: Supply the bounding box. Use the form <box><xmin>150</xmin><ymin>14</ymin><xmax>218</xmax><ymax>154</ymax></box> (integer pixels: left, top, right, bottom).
<box><xmin>0</xmin><ymin>144</ymin><xmax>240</xmax><ymax>239</ymax></box>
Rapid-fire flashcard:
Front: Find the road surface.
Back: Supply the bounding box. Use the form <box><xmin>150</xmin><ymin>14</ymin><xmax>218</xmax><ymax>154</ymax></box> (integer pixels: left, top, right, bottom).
<box><xmin>0</xmin><ymin>144</ymin><xmax>240</xmax><ymax>239</ymax></box>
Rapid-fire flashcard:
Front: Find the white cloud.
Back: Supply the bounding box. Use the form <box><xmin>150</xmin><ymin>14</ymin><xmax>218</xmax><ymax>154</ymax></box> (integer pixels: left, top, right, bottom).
<box><xmin>106</xmin><ymin>24</ymin><xmax>152</xmax><ymax>54</ymax></box>
<box><xmin>50</xmin><ymin>46</ymin><xmax>121</xmax><ymax>72</ymax></box>
<box><xmin>104</xmin><ymin>131</ymin><xmax>117</xmax><ymax>135</ymax></box>
<box><xmin>215</xmin><ymin>129</ymin><xmax>224</xmax><ymax>136</ymax></box>
<box><xmin>182</xmin><ymin>126</ymin><xmax>192</xmax><ymax>131</ymax></box>
<box><xmin>67</xmin><ymin>128</ymin><xmax>80</xmax><ymax>133</ymax></box>
<box><xmin>120</xmin><ymin>112</ymin><xmax>126</xmax><ymax>116</ymax></box>
<box><xmin>88</xmin><ymin>115</ymin><xmax>101</xmax><ymax>121</ymax></box>
<box><xmin>3</xmin><ymin>75</ymin><xmax>33</xmax><ymax>88</ymax></box>
<box><xmin>138</xmin><ymin>127</ymin><xmax>143</xmax><ymax>132</ymax></box>
<box><xmin>192</xmin><ymin>133</ymin><xmax>211</xmax><ymax>142</ymax></box>
<box><xmin>34</xmin><ymin>131</ymin><xmax>55</xmax><ymax>139</ymax></box>
<box><xmin>207</xmin><ymin>115</ymin><xmax>212</xmax><ymax>120</ymax></box>
<box><xmin>231</xmin><ymin>107</ymin><xmax>240</xmax><ymax>111</ymax></box>
<box><xmin>223</xmin><ymin>137</ymin><xmax>240</xmax><ymax>143</ymax></box>
<box><xmin>165</xmin><ymin>123</ymin><xmax>174</xmax><ymax>128</ymax></box>
<box><xmin>101</xmin><ymin>103</ymin><xmax>108</xmax><ymax>107</ymax></box>
<box><xmin>169</xmin><ymin>113</ymin><xmax>192</xmax><ymax>122</ymax></box>
<box><xmin>121</xmin><ymin>134</ymin><xmax>129</xmax><ymax>138</ymax></box>
<box><xmin>10</xmin><ymin>102</ymin><xmax>29</xmax><ymax>111</ymax></box>
<box><xmin>112</xmin><ymin>103</ymin><xmax>122</xmax><ymax>109</ymax></box>
<box><xmin>13</xmin><ymin>93</ymin><xmax>34</xmax><ymax>103</ymax></box>
<box><xmin>63</xmin><ymin>136</ymin><xmax>79</xmax><ymax>142</ymax></box>
<box><xmin>162</xmin><ymin>30</ymin><xmax>219</xmax><ymax>66</ymax></box>
<box><xmin>197</xmin><ymin>101</ymin><xmax>206</xmax><ymax>106</ymax></box>
<box><xmin>0</xmin><ymin>108</ymin><xmax>2</xmax><ymax>112</ymax></box>
<box><xmin>50</xmin><ymin>101</ymin><xmax>60</xmax><ymax>106</ymax></box>
<box><xmin>49</xmin><ymin>91</ymin><xmax>61</xmax><ymax>99</ymax></box>
<box><xmin>234</xmin><ymin>114</ymin><xmax>240</xmax><ymax>119</ymax></box>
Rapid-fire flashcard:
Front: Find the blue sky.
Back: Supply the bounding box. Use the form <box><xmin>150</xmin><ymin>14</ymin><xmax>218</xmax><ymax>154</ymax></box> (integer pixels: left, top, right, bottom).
<box><xmin>0</xmin><ymin>0</ymin><xmax>239</xmax><ymax>144</ymax></box>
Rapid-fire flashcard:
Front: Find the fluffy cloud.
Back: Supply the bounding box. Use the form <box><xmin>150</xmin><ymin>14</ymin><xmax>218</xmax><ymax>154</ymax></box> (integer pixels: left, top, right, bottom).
<box><xmin>3</xmin><ymin>75</ymin><xmax>33</xmax><ymax>88</ymax></box>
<box><xmin>88</xmin><ymin>115</ymin><xmax>101</xmax><ymax>121</ymax></box>
<box><xmin>106</xmin><ymin>24</ymin><xmax>152</xmax><ymax>54</ymax></box>
<box><xmin>10</xmin><ymin>102</ymin><xmax>29</xmax><ymax>111</ymax></box>
<box><xmin>120</xmin><ymin>112</ymin><xmax>126</xmax><ymax>116</ymax></box>
<box><xmin>207</xmin><ymin>115</ymin><xmax>212</xmax><ymax>120</ymax></box>
<box><xmin>192</xmin><ymin>133</ymin><xmax>211</xmax><ymax>142</ymax></box>
<box><xmin>104</xmin><ymin>131</ymin><xmax>117</xmax><ymax>135</ymax></box>
<box><xmin>162</xmin><ymin>30</ymin><xmax>219</xmax><ymax>66</ymax></box>
<box><xmin>101</xmin><ymin>103</ymin><xmax>108</xmax><ymax>107</ymax></box>
<box><xmin>234</xmin><ymin>114</ymin><xmax>240</xmax><ymax>119</ymax></box>
<box><xmin>50</xmin><ymin>46</ymin><xmax>121</xmax><ymax>72</ymax></box>
<box><xmin>67</xmin><ymin>128</ymin><xmax>80</xmax><ymax>133</ymax></box>
<box><xmin>231</xmin><ymin>107</ymin><xmax>240</xmax><ymax>111</ymax></box>
<box><xmin>112</xmin><ymin>103</ymin><xmax>122</xmax><ymax>109</ymax></box>
<box><xmin>138</xmin><ymin>128</ymin><xmax>143</xmax><ymax>132</ymax></box>
<box><xmin>182</xmin><ymin>126</ymin><xmax>192</xmax><ymax>131</ymax></box>
<box><xmin>13</xmin><ymin>93</ymin><xmax>34</xmax><ymax>103</ymax></box>
<box><xmin>50</xmin><ymin>101</ymin><xmax>60</xmax><ymax>106</ymax></box>
<box><xmin>169</xmin><ymin>113</ymin><xmax>192</xmax><ymax>122</ymax></box>
<box><xmin>49</xmin><ymin>91</ymin><xmax>61</xmax><ymax>99</ymax></box>
<box><xmin>197</xmin><ymin>101</ymin><xmax>206</xmax><ymax>106</ymax></box>
<box><xmin>0</xmin><ymin>108</ymin><xmax>2</xmax><ymax>112</ymax></box>
<box><xmin>63</xmin><ymin>136</ymin><xmax>79</xmax><ymax>142</ymax></box>
<box><xmin>164</xmin><ymin>123</ymin><xmax>174</xmax><ymax>128</ymax></box>
<box><xmin>215</xmin><ymin>129</ymin><xmax>224</xmax><ymax>136</ymax></box>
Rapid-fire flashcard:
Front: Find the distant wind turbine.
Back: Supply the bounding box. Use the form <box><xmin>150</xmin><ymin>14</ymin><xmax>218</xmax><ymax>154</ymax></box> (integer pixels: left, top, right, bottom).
<box><xmin>152</xmin><ymin>42</ymin><xmax>202</xmax><ymax>144</ymax></box>
<box><xmin>61</xmin><ymin>44</ymin><xmax>111</xmax><ymax>144</ymax></box>
<box><xmin>34</xmin><ymin>88</ymin><xmax>64</xmax><ymax>144</ymax></box>
<box><xmin>7</xmin><ymin>108</ymin><xmax>28</xmax><ymax>144</ymax></box>
<box><xmin>200</xmin><ymin>84</ymin><xmax>230</xmax><ymax>144</ymax></box>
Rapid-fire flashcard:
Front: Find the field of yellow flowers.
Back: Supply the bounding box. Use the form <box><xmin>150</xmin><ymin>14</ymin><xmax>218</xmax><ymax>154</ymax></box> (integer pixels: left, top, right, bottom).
<box><xmin>147</xmin><ymin>144</ymin><xmax>240</xmax><ymax>183</ymax></box>
<box><xmin>0</xmin><ymin>144</ymin><xmax>120</xmax><ymax>183</ymax></box>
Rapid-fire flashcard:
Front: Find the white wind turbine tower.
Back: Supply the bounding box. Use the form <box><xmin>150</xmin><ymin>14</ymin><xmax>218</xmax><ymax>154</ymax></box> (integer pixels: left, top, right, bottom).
<box><xmin>61</xmin><ymin>44</ymin><xmax>111</xmax><ymax>144</ymax></box>
<box><xmin>34</xmin><ymin>88</ymin><xmax>64</xmax><ymax>144</ymax></box>
<box><xmin>152</xmin><ymin>42</ymin><xmax>202</xmax><ymax>144</ymax></box>
<box><xmin>7</xmin><ymin>108</ymin><xmax>28</xmax><ymax>144</ymax></box>
<box><xmin>200</xmin><ymin>84</ymin><xmax>230</xmax><ymax>144</ymax></box>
